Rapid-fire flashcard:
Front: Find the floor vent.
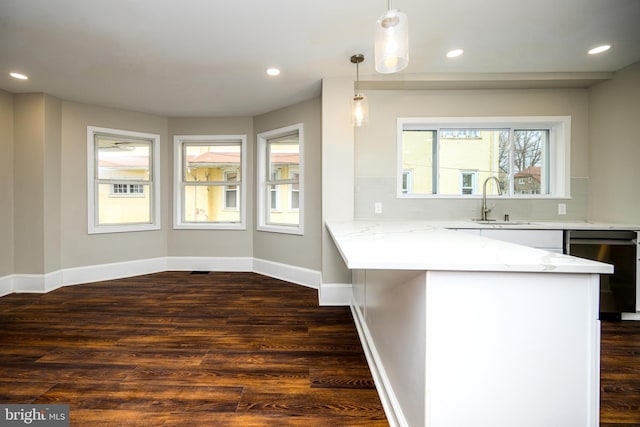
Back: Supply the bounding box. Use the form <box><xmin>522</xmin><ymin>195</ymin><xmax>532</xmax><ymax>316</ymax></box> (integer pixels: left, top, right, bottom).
<box><xmin>190</xmin><ymin>271</ymin><xmax>210</xmax><ymax>275</ymax></box>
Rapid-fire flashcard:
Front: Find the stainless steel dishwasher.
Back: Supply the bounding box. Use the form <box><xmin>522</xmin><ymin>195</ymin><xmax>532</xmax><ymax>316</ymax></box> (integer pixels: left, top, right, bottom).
<box><xmin>565</xmin><ymin>229</ymin><xmax>639</xmax><ymax>319</ymax></box>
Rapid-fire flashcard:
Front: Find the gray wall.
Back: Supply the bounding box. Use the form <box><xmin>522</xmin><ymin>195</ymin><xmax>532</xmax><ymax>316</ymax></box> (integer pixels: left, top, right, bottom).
<box><xmin>253</xmin><ymin>97</ymin><xmax>323</xmax><ymax>271</ymax></box>
<box><xmin>588</xmin><ymin>61</ymin><xmax>640</xmax><ymax>224</ymax></box>
<box><xmin>0</xmin><ymin>90</ymin><xmax>14</xmax><ymax>277</ymax></box>
<box><xmin>3</xmin><ymin>93</ymin><xmax>322</xmax><ymax>278</ymax></box>
<box><xmin>13</xmin><ymin>94</ymin><xmax>45</xmax><ymax>274</ymax></box>
<box><xmin>44</xmin><ymin>95</ymin><xmax>62</xmax><ymax>273</ymax></box>
<box><xmin>167</xmin><ymin>117</ymin><xmax>254</xmax><ymax>257</ymax></box>
<box><xmin>60</xmin><ymin>101</ymin><xmax>169</xmax><ymax>269</ymax></box>
<box><xmin>354</xmin><ymin>88</ymin><xmax>591</xmax><ymax>222</ymax></box>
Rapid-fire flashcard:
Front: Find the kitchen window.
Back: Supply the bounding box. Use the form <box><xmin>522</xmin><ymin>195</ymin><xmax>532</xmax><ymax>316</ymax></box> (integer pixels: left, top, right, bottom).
<box><xmin>397</xmin><ymin>116</ymin><xmax>570</xmax><ymax>198</ymax></box>
<box><xmin>173</xmin><ymin>135</ymin><xmax>247</xmax><ymax>230</ymax></box>
<box><xmin>87</xmin><ymin>126</ymin><xmax>160</xmax><ymax>234</ymax></box>
<box><xmin>257</xmin><ymin>123</ymin><xmax>304</xmax><ymax>235</ymax></box>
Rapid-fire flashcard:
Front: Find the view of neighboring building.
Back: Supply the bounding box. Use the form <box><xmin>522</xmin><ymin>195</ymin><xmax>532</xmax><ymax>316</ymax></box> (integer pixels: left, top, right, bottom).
<box><xmin>265</xmin><ymin>144</ymin><xmax>300</xmax><ymax>226</ymax></box>
<box><xmin>97</xmin><ymin>139</ymin><xmax>152</xmax><ymax>225</ymax></box>
<box><xmin>183</xmin><ymin>145</ymin><xmax>242</xmax><ymax>223</ymax></box>
<box><xmin>514</xmin><ymin>166</ymin><xmax>542</xmax><ymax>194</ymax></box>
<box><xmin>401</xmin><ymin>128</ymin><xmax>546</xmax><ymax>196</ymax></box>
<box><xmin>97</xmin><ymin>139</ymin><xmax>300</xmax><ymax>227</ymax></box>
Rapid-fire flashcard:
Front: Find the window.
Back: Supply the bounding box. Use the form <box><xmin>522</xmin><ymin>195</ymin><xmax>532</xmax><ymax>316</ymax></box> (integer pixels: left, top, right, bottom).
<box><xmin>397</xmin><ymin>117</ymin><xmax>570</xmax><ymax>198</ymax></box>
<box><xmin>173</xmin><ymin>135</ymin><xmax>247</xmax><ymax>230</ymax></box>
<box><xmin>87</xmin><ymin>126</ymin><xmax>160</xmax><ymax>234</ymax></box>
<box><xmin>270</xmin><ymin>169</ymin><xmax>280</xmax><ymax>211</ymax></box>
<box><xmin>402</xmin><ymin>170</ymin><xmax>413</xmax><ymax>194</ymax></box>
<box><xmin>111</xmin><ymin>184</ymin><xmax>145</xmax><ymax>196</ymax></box>
<box><xmin>460</xmin><ymin>171</ymin><xmax>478</xmax><ymax>195</ymax></box>
<box><xmin>289</xmin><ymin>170</ymin><xmax>300</xmax><ymax>211</ymax></box>
<box><xmin>223</xmin><ymin>171</ymin><xmax>238</xmax><ymax>210</ymax></box>
<box><xmin>257</xmin><ymin>123</ymin><xmax>304</xmax><ymax>235</ymax></box>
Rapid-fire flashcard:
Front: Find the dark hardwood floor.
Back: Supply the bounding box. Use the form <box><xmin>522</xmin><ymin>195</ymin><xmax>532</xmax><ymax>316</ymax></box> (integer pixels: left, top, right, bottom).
<box><xmin>1</xmin><ymin>272</ymin><xmax>639</xmax><ymax>426</ymax></box>
<box><xmin>0</xmin><ymin>272</ymin><xmax>388</xmax><ymax>426</ymax></box>
<box><xmin>601</xmin><ymin>320</ymin><xmax>640</xmax><ymax>426</ymax></box>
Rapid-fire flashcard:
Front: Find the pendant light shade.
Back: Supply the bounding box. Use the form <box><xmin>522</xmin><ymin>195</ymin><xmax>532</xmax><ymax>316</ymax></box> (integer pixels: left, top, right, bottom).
<box><xmin>352</xmin><ymin>93</ymin><xmax>369</xmax><ymax>127</ymax></box>
<box><xmin>375</xmin><ymin>7</ymin><xmax>409</xmax><ymax>73</ymax></box>
<box><xmin>350</xmin><ymin>54</ymin><xmax>369</xmax><ymax>127</ymax></box>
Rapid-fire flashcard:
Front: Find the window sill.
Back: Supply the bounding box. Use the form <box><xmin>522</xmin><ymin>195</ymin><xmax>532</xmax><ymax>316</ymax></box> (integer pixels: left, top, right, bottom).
<box><xmin>88</xmin><ymin>223</ymin><xmax>161</xmax><ymax>234</ymax></box>
<box><xmin>257</xmin><ymin>224</ymin><xmax>304</xmax><ymax>235</ymax></box>
<box><xmin>173</xmin><ymin>222</ymin><xmax>246</xmax><ymax>231</ymax></box>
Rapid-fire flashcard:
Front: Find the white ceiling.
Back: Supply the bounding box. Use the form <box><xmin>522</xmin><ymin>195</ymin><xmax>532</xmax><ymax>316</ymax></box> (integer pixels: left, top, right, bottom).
<box><xmin>1</xmin><ymin>0</ymin><xmax>639</xmax><ymax>117</ymax></box>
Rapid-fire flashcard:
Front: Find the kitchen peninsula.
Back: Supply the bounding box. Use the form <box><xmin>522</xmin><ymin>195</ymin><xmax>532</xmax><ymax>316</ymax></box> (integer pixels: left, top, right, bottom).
<box><xmin>326</xmin><ymin>220</ymin><xmax>613</xmax><ymax>427</ymax></box>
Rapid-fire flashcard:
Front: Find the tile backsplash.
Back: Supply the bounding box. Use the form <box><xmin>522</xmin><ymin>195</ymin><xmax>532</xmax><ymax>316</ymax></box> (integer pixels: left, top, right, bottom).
<box><xmin>355</xmin><ymin>177</ymin><xmax>588</xmax><ymax>221</ymax></box>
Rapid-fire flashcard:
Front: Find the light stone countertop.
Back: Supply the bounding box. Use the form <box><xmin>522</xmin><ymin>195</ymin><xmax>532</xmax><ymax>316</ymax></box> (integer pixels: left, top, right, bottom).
<box><xmin>326</xmin><ymin>220</ymin><xmax>615</xmax><ymax>274</ymax></box>
<box><xmin>430</xmin><ymin>219</ymin><xmax>640</xmax><ymax>230</ymax></box>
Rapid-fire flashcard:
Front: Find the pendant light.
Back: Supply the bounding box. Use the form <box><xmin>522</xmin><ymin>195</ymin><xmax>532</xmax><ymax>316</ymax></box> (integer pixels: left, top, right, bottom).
<box><xmin>375</xmin><ymin>0</ymin><xmax>409</xmax><ymax>74</ymax></box>
<box><xmin>350</xmin><ymin>54</ymin><xmax>369</xmax><ymax>127</ymax></box>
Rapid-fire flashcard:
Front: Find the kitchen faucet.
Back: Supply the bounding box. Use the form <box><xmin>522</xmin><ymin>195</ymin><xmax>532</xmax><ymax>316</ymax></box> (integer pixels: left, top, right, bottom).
<box><xmin>480</xmin><ymin>176</ymin><xmax>502</xmax><ymax>221</ymax></box>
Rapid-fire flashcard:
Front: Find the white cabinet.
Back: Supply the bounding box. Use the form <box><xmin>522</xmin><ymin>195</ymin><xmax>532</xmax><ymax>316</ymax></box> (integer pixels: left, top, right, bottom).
<box><xmin>353</xmin><ymin>268</ymin><xmax>600</xmax><ymax>427</ymax></box>
<box><xmin>454</xmin><ymin>228</ymin><xmax>564</xmax><ymax>253</ymax></box>
<box><xmin>480</xmin><ymin>229</ymin><xmax>564</xmax><ymax>253</ymax></box>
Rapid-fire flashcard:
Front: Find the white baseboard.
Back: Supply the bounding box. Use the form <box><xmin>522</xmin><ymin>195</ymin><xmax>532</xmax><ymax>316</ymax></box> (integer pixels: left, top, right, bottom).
<box><xmin>62</xmin><ymin>257</ymin><xmax>167</xmax><ymax>287</ymax></box>
<box><xmin>621</xmin><ymin>312</ymin><xmax>640</xmax><ymax>321</ymax></box>
<box><xmin>350</xmin><ymin>298</ymin><xmax>407</xmax><ymax>427</ymax></box>
<box><xmin>166</xmin><ymin>256</ymin><xmax>253</xmax><ymax>272</ymax></box>
<box><xmin>253</xmin><ymin>258</ymin><xmax>321</xmax><ymax>290</ymax></box>
<box><xmin>318</xmin><ymin>282</ymin><xmax>352</xmax><ymax>306</ymax></box>
<box><xmin>2</xmin><ymin>257</ymin><xmax>338</xmax><ymax>305</ymax></box>
<box><xmin>0</xmin><ymin>275</ymin><xmax>13</xmax><ymax>297</ymax></box>
<box><xmin>13</xmin><ymin>271</ymin><xmax>64</xmax><ymax>293</ymax></box>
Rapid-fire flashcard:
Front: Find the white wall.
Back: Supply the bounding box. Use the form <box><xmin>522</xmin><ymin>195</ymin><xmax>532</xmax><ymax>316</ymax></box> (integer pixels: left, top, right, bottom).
<box><xmin>321</xmin><ymin>77</ymin><xmax>354</xmax><ymax>285</ymax></box>
<box><xmin>588</xmin><ymin>61</ymin><xmax>640</xmax><ymax>224</ymax></box>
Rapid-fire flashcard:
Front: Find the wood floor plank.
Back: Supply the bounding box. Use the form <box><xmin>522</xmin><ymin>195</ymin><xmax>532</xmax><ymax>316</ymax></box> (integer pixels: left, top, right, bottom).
<box><xmin>35</xmin><ymin>382</ymin><xmax>243</xmax><ymax>412</ymax></box>
<box><xmin>237</xmin><ymin>387</ymin><xmax>387</xmax><ymax>420</ymax></box>
<box><xmin>310</xmin><ymin>366</ymin><xmax>376</xmax><ymax>389</ymax></box>
<box><xmin>600</xmin><ymin>320</ymin><xmax>640</xmax><ymax>425</ymax></box>
<box><xmin>125</xmin><ymin>367</ymin><xmax>310</xmax><ymax>390</ymax></box>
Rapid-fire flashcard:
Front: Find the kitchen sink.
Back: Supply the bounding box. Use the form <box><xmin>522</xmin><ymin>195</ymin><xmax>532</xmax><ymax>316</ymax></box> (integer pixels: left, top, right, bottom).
<box><xmin>473</xmin><ymin>220</ymin><xmax>537</xmax><ymax>226</ymax></box>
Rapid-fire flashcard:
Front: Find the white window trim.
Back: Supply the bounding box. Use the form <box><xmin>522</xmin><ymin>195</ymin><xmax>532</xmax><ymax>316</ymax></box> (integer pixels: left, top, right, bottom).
<box><xmin>396</xmin><ymin>116</ymin><xmax>571</xmax><ymax>199</ymax></box>
<box><xmin>257</xmin><ymin>123</ymin><xmax>304</xmax><ymax>235</ymax></box>
<box><xmin>173</xmin><ymin>134</ymin><xmax>247</xmax><ymax>230</ymax></box>
<box><xmin>87</xmin><ymin>126</ymin><xmax>161</xmax><ymax>234</ymax></box>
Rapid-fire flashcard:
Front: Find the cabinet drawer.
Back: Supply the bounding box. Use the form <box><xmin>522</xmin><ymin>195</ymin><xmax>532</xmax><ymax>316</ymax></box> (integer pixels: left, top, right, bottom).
<box><xmin>480</xmin><ymin>229</ymin><xmax>563</xmax><ymax>251</ymax></box>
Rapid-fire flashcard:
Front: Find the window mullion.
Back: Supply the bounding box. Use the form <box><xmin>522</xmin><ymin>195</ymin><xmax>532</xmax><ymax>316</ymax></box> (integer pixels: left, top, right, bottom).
<box><xmin>433</xmin><ymin>130</ymin><xmax>439</xmax><ymax>194</ymax></box>
<box><xmin>508</xmin><ymin>128</ymin><xmax>515</xmax><ymax>196</ymax></box>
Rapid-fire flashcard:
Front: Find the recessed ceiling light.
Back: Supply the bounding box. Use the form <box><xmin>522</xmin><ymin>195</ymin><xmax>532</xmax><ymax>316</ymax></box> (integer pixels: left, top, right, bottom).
<box><xmin>588</xmin><ymin>45</ymin><xmax>611</xmax><ymax>55</ymax></box>
<box><xmin>266</xmin><ymin>68</ymin><xmax>281</xmax><ymax>76</ymax></box>
<box><xmin>10</xmin><ymin>72</ymin><xmax>29</xmax><ymax>80</ymax></box>
<box><xmin>446</xmin><ymin>49</ymin><xmax>464</xmax><ymax>58</ymax></box>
